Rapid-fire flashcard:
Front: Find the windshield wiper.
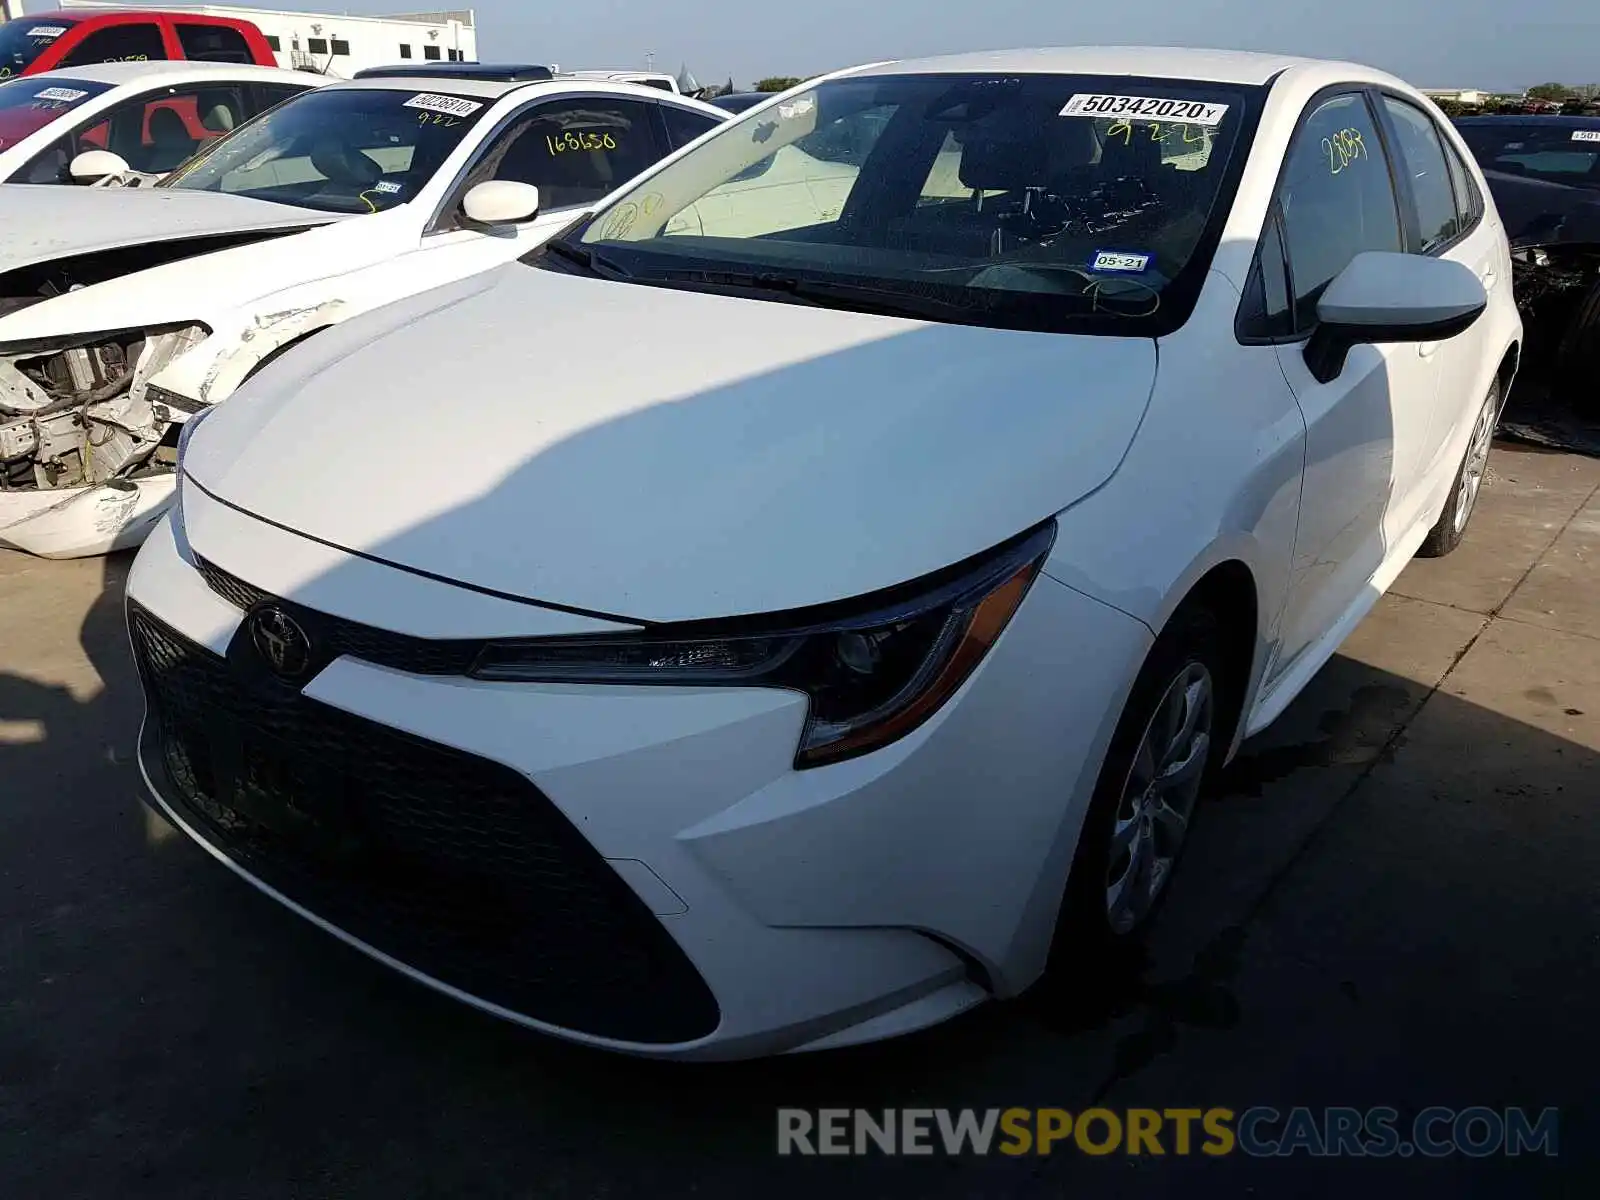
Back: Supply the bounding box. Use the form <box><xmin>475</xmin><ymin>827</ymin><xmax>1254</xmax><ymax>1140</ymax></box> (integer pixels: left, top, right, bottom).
<box><xmin>531</xmin><ymin>239</ymin><xmax>632</xmax><ymax>279</ymax></box>
<box><xmin>636</xmin><ymin>268</ymin><xmax>1006</xmax><ymax>321</ymax></box>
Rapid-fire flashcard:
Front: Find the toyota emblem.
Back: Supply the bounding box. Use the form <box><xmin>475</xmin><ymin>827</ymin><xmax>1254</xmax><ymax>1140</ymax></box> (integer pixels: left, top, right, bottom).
<box><xmin>250</xmin><ymin>606</ymin><xmax>312</xmax><ymax>679</ymax></box>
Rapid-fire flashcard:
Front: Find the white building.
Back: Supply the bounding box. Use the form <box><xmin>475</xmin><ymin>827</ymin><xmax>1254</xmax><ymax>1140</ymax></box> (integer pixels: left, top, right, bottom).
<box><xmin>6</xmin><ymin>1</ymin><xmax>477</xmax><ymax>78</ymax></box>
<box><xmin>1422</xmin><ymin>88</ymin><xmax>1489</xmax><ymax>108</ymax></box>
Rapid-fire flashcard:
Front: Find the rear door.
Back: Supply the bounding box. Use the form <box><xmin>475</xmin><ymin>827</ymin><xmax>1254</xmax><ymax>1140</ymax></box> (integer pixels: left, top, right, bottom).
<box><xmin>1375</xmin><ymin>93</ymin><xmax>1502</xmax><ymax>491</ymax></box>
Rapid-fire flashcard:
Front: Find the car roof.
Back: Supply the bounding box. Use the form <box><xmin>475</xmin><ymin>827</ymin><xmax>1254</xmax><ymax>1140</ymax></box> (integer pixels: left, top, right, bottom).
<box><xmin>320</xmin><ymin>75</ymin><xmax>723</xmax><ymax>106</ymax></box>
<box><xmin>1455</xmin><ymin>114</ymin><xmax>1600</xmax><ymax>127</ymax></box>
<box><xmin>841</xmin><ymin>46</ymin><xmax>1325</xmax><ymax>86</ymax></box>
<box><xmin>24</xmin><ymin>61</ymin><xmax>328</xmax><ymax>87</ymax></box>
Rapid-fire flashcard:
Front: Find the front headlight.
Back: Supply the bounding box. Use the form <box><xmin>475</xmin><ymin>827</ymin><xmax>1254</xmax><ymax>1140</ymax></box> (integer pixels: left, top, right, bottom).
<box><xmin>471</xmin><ymin>522</ymin><xmax>1056</xmax><ymax>767</ymax></box>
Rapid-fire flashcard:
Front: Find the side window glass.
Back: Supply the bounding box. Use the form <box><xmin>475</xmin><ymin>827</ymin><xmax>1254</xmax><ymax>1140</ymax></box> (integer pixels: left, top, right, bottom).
<box><xmin>660</xmin><ymin>104</ymin><xmax>720</xmax><ymax>150</ymax></box>
<box><xmin>1278</xmin><ymin>92</ymin><xmax>1401</xmax><ymax>329</ymax></box>
<box><xmin>61</xmin><ymin>24</ymin><xmax>167</xmax><ymax>67</ymax></box>
<box><xmin>92</xmin><ymin>86</ymin><xmax>246</xmax><ymax>173</ymax></box>
<box><xmin>1441</xmin><ymin>133</ymin><xmax>1478</xmax><ymax>234</ymax></box>
<box><xmin>252</xmin><ymin>84</ymin><xmax>309</xmax><ymax>113</ymax></box>
<box><xmin>1381</xmin><ymin>96</ymin><xmax>1460</xmax><ymax>251</ymax></box>
<box><xmin>176</xmin><ymin>24</ymin><xmax>252</xmax><ymax>64</ymax></box>
<box><xmin>470</xmin><ymin>98</ymin><xmax>659</xmax><ymax>211</ymax></box>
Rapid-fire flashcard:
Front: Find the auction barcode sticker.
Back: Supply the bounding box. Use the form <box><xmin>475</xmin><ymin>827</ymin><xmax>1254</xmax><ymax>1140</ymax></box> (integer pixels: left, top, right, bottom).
<box><xmin>403</xmin><ymin>93</ymin><xmax>484</xmax><ymax>118</ymax></box>
<box><xmin>1572</xmin><ymin>130</ymin><xmax>1600</xmax><ymax>143</ymax></box>
<box><xmin>1061</xmin><ymin>93</ymin><xmax>1230</xmax><ymax>126</ymax></box>
<box><xmin>27</xmin><ymin>25</ymin><xmax>68</xmax><ymax>38</ymax></box>
<box><xmin>33</xmin><ymin>86</ymin><xmax>89</xmax><ymax>103</ymax></box>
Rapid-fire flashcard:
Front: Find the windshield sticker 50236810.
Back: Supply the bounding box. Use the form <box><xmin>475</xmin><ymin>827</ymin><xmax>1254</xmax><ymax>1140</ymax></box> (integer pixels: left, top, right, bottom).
<box><xmin>1061</xmin><ymin>94</ymin><xmax>1229</xmax><ymax>126</ymax></box>
<box><xmin>403</xmin><ymin>93</ymin><xmax>484</xmax><ymax>119</ymax></box>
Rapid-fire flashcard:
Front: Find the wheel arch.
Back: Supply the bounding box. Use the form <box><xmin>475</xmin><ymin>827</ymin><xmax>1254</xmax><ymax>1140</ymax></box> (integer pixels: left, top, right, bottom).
<box><xmin>1159</xmin><ymin>557</ymin><xmax>1261</xmax><ymax>764</ymax></box>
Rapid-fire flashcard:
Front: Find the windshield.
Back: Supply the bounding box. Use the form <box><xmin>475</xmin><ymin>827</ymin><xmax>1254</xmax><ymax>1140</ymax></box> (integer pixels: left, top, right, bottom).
<box><xmin>160</xmin><ymin>86</ymin><xmax>491</xmax><ymax>213</ymax></box>
<box><xmin>570</xmin><ymin>72</ymin><xmax>1258</xmax><ymax>333</ymax></box>
<box><xmin>1457</xmin><ymin>123</ymin><xmax>1600</xmax><ymax>189</ymax></box>
<box><xmin>0</xmin><ymin>75</ymin><xmax>109</xmax><ymax>151</ymax></box>
<box><xmin>0</xmin><ymin>18</ymin><xmax>77</xmax><ymax>80</ymax></box>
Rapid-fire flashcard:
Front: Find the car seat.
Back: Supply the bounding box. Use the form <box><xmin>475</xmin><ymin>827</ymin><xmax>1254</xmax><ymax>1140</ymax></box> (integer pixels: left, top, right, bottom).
<box><xmin>141</xmin><ymin>108</ymin><xmax>199</xmax><ymax>173</ymax></box>
<box><xmin>198</xmin><ymin>92</ymin><xmax>239</xmax><ymax>137</ymax></box>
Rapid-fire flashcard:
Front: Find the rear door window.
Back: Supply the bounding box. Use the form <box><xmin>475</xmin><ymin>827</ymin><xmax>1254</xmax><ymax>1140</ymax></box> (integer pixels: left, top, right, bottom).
<box><xmin>1381</xmin><ymin>96</ymin><xmax>1461</xmax><ymax>251</ymax></box>
<box><xmin>176</xmin><ymin>24</ymin><xmax>253</xmax><ymax>64</ymax></box>
<box><xmin>659</xmin><ymin>103</ymin><xmax>721</xmax><ymax>150</ymax></box>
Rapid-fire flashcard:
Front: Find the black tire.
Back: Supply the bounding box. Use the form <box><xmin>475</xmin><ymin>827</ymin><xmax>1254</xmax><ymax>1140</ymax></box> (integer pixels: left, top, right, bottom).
<box><xmin>1037</xmin><ymin>603</ymin><xmax>1231</xmax><ymax>996</ymax></box>
<box><xmin>1418</xmin><ymin>378</ymin><xmax>1501</xmax><ymax>559</ymax></box>
<box><xmin>1555</xmin><ymin>278</ymin><xmax>1600</xmax><ymax>417</ymax></box>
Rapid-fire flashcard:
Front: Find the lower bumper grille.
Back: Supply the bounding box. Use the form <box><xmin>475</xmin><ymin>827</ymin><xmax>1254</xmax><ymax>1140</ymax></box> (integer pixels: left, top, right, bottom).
<box><xmin>129</xmin><ymin>601</ymin><xmax>719</xmax><ymax>1045</ymax></box>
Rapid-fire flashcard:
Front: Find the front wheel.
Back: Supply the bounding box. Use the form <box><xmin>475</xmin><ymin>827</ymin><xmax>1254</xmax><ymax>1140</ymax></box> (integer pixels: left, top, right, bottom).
<box><xmin>1041</xmin><ymin>605</ymin><xmax>1227</xmax><ymax>987</ymax></box>
<box><xmin>1417</xmin><ymin>378</ymin><xmax>1500</xmax><ymax>559</ymax></box>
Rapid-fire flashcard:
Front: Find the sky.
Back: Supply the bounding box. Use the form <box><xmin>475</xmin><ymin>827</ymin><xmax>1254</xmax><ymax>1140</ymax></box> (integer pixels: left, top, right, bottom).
<box><xmin>222</xmin><ymin>0</ymin><xmax>1598</xmax><ymax>93</ymax></box>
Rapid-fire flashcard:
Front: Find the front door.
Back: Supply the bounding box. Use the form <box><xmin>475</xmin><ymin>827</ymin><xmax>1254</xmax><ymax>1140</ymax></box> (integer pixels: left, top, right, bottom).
<box><xmin>415</xmin><ymin>95</ymin><xmax>670</xmax><ymax>282</ymax></box>
<box><xmin>1266</xmin><ymin>89</ymin><xmax>1442</xmax><ymax>687</ymax></box>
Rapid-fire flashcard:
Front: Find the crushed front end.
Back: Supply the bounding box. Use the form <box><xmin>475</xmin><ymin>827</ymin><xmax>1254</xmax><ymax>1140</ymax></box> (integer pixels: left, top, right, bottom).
<box><xmin>0</xmin><ymin>323</ymin><xmax>208</xmax><ymax>558</ymax></box>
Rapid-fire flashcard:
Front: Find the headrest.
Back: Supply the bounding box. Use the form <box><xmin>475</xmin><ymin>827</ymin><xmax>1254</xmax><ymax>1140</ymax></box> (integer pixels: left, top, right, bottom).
<box><xmin>958</xmin><ymin>117</ymin><xmax>1099</xmax><ymax>191</ymax></box>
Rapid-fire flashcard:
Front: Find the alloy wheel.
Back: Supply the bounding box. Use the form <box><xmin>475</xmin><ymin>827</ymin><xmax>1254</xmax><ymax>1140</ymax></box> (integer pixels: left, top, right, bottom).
<box><xmin>1105</xmin><ymin>662</ymin><xmax>1214</xmax><ymax>936</ymax></box>
<box><xmin>1454</xmin><ymin>391</ymin><xmax>1498</xmax><ymax>535</ymax></box>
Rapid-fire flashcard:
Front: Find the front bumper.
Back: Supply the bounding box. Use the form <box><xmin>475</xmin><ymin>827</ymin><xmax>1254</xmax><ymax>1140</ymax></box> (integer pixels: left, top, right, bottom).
<box><xmin>0</xmin><ymin>473</ymin><xmax>176</xmax><ymax>559</ymax></box>
<box><xmin>126</xmin><ymin>493</ymin><xmax>1152</xmax><ymax>1060</ymax></box>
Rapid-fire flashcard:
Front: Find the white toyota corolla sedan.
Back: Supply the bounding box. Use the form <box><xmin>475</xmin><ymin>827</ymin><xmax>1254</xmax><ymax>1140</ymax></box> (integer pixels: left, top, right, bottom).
<box><xmin>0</xmin><ymin>68</ymin><xmax>726</xmax><ymax>558</ymax></box>
<box><xmin>126</xmin><ymin>48</ymin><xmax>1521</xmax><ymax>1060</ymax></box>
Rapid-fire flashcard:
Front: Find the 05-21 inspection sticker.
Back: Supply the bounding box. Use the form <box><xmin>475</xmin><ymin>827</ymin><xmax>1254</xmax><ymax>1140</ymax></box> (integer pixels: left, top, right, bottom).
<box><xmin>1061</xmin><ymin>94</ymin><xmax>1229</xmax><ymax>126</ymax></box>
<box><xmin>403</xmin><ymin>93</ymin><xmax>484</xmax><ymax>119</ymax></box>
<box><xmin>1090</xmin><ymin>250</ymin><xmax>1151</xmax><ymax>274</ymax></box>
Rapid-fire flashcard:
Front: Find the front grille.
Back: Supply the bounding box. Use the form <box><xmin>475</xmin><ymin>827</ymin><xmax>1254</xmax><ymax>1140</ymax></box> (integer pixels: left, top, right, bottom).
<box><xmin>131</xmin><ymin>602</ymin><xmax>720</xmax><ymax>1045</ymax></box>
<box><xmin>197</xmin><ymin>557</ymin><xmax>272</xmax><ymax>612</ymax></box>
<box><xmin>196</xmin><ymin>557</ymin><xmax>483</xmax><ymax>676</ymax></box>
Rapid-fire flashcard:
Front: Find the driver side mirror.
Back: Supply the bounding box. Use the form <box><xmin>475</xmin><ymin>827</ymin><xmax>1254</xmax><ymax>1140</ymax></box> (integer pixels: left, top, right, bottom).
<box><xmin>462</xmin><ymin>180</ymin><xmax>541</xmax><ymax>228</ymax></box>
<box><xmin>1304</xmin><ymin>251</ymin><xmax>1487</xmax><ymax>384</ymax></box>
<box><xmin>70</xmin><ymin>149</ymin><xmax>131</xmax><ymax>185</ymax></box>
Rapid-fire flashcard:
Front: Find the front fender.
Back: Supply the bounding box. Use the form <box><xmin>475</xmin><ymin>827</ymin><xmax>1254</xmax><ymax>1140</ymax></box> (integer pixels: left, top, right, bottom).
<box><xmin>151</xmin><ymin>298</ymin><xmax>348</xmax><ymax>406</ymax></box>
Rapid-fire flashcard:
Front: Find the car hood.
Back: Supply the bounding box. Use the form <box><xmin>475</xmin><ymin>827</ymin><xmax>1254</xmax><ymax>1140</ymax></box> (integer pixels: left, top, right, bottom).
<box><xmin>0</xmin><ymin>185</ymin><xmax>333</xmax><ymax>271</ymax></box>
<box><xmin>186</xmin><ymin>265</ymin><xmax>1158</xmax><ymax>622</ymax></box>
<box><xmin>0</xmin><ymin>198</ymin><xmax>392</xmax><ymax>342</ymax></box>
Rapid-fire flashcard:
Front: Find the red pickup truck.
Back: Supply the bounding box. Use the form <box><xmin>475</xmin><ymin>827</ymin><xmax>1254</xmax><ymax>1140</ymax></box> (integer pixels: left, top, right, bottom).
<box><xmin>0</xmin><ymin>9</ymin><xmax>276</xmax><ymax>80</ymax></box>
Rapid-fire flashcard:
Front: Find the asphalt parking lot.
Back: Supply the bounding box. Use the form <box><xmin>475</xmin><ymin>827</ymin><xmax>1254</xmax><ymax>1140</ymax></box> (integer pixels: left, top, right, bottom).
<box><xmin>2</xmin><ymin>439</ymin><xmax>1596</xmax><ymax>1197</ymax></box>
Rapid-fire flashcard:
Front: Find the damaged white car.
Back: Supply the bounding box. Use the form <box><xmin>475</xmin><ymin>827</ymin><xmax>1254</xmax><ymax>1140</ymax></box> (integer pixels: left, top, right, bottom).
<box><xmin>0</xmin><ymin>68</ymin><xmax>728</xmax><ymax>557</ymax></box>
<box><xmin>0</xmin><ymin>60</ymin><xmax>323</xmax><ymax>186</ymax></box>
